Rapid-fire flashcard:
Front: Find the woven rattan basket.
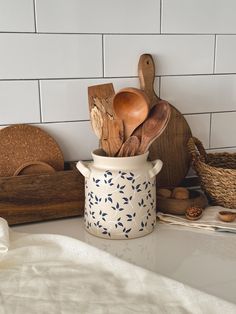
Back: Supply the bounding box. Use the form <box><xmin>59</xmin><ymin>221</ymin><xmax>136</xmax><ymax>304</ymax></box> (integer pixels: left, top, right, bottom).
<box><xmin>187</xmin><ymin>137</ymin><xmax>236</xmax><ymax>209</ymax></box>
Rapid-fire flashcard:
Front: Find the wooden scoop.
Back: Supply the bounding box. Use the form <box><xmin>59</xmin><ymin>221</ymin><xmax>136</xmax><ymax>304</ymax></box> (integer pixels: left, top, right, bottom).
<box><xmin>117</xmin><ymin>136</ymin><xmax>140</xmax><ymax>157</ymax></box>
<box><xmin>133</xmin><ymin>102</ymin><xmax>171</xmax><ymax>154</ymax></box>
<box><xmin>113</xmin><ymin>87</ymin><xmax>149</xmax><ymax>140</ymax></box>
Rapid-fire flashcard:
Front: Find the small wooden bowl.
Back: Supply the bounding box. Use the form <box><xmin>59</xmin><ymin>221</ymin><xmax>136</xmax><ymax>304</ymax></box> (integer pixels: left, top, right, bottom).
<box><xmin>156</xmin><ymin>190</ymin><xmax>208</xmax><ymax>215</ymax></box>
<box><xmin>13</xmin><ymin>161</ymin><xmax>56</xmax><ymax>176</ymax></box>
<box><xmin>218</xmin><ymin>211</ymin><xmax>236</xmax><ymax>223</ymax></box>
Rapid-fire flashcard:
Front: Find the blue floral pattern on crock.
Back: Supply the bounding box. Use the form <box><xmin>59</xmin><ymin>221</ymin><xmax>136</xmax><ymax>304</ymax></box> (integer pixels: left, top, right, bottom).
<box><xmin>84</xmin><ymin>170</ymin><xmax>156</xmax><ymax>239</ymax></box>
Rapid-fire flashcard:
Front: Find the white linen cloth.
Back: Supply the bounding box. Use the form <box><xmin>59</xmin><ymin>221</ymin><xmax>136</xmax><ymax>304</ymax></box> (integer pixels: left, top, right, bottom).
<box><xmin>0</xmin><ymin>218</ymin><xmax>236</xmax><ymax>313</ymax></box>
<box><xmin>0</xmin><ymin>217</ymin><xmax>9</xmax><ymax>254</ymax></box>
<box><xmin>157</xmin><ymin>206</ymin><xmax>236</xmax><ymax>233</ymax></box>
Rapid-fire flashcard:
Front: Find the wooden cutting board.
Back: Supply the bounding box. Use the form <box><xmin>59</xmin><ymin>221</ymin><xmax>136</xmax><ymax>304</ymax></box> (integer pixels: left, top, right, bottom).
<box><xmin>0</xmin><ymin>124</ymin><xmax>64</xmax><ymax>177</ymax></box>
<box><xmin>138</xmin><ymin>54</ymin><xmax>192</xmax><ymax>188</ymax></box>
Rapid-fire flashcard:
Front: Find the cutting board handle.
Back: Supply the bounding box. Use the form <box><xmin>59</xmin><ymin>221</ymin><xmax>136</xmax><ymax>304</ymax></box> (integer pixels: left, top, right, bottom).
<box><xmin>138</xmin><ymin>54</ymin><xmax>161</xmax><ymax>104</ymax></box>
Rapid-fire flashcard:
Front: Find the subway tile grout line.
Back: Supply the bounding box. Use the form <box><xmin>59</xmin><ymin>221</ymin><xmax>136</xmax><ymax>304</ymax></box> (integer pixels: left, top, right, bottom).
<box><xmin>102</xmin><ymin>34</ymin><xmax>105</xmax><ymax>77</ymax></box>
<box><xmin>2</xmin><ymin>72</ymin><xmax>236</xmax><ymax>82</ymax></box>
<box><xmin>32</xmin><ymin>0</ymin><xmax>37</xmax><ymax>33</ymax></box>
<box><xmin>0</xmin><ymin>120</ymin><xmax>90</xmax><ymax>127</ymax></box>
<box><xmin>159</xmin><ymin>76</ymin><xmax>161</xmax><ymax>97</ymax></box>
<box><xmin>213</xmin><ymin>34</ymin><xmax>217</xmax><ymax>73</ymax></box>
<box><xmin>209</xmin><ymin>113</ymin><xmax>212</xmax><ymax>148</ymax></box>
<box><xmin>0</xmin><ymin>72</ymin><xmax>236</xmax><ymax>82</ymax></box>
<box><xmin>184</xmin><ymin>110</ymin><xmax>236</xmax><ymax>115</ymax></box>
<box><xmin>0</xmin><ymin>31</ymin><xmax>227</xmax><ymax>36</ymax></box>
<box><xmin>38</xmin><ymin>80</ymin><xmax>43</xmax><ymax>122</ymax></box>
<box><xmin>160</xmin><ymin>0</ymin><xmax>162</xmax><ymax>34</ymax></box>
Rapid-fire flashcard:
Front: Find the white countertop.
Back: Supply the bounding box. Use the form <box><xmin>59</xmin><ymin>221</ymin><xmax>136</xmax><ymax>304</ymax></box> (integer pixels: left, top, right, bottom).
<box><xmin>12</xmin><ymin>216</ymin><xmax>236</xmax><ymax>305</ymax></box>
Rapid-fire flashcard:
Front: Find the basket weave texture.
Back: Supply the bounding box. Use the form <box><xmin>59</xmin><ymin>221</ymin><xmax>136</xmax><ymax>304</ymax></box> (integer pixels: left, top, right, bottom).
<box><xmin>187</xmin><ymin>137</ymin><xmax>236</xmax><ymax>209</ymax></box>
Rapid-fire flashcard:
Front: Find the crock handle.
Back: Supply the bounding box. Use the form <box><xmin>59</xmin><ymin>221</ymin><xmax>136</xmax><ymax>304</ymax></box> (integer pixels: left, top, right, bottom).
<box><xmin>76</xmin><ymin>161</ymin><xmax>91</xmax><ymax>178</ymax></box>
<box><xmin>148</xmin><ymin>159</ymin><xmax>163</xmax><ymax>179</ymax></box>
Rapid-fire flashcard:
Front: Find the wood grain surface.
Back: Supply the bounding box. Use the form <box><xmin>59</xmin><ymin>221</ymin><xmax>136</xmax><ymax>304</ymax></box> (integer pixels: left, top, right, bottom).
<box><xmin>0</xmin><ymin>163</ymin><xmax>84</xmax><ymax>225</ymax></box>
<box><xmin>138</xmin><ymin>54</ymin><xmax>192</xmax><ymax>188</ymax></box>
<box><xmin>13</xmin><ymin>161</ymin><xmax>56</xmax><ymax>176</ymax></box>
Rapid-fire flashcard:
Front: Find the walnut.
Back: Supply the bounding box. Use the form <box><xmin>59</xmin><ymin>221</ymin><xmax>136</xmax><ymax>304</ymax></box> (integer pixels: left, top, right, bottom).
<box><xmin>157</xmin><ymin>188</ymin><xmax>172</xmax><ymax>198</ymax></box>
<box><xmin>185</xmin><ymin>207</ymin><xmax>203</xmax><ymax>220</ymax></box>
<box><xmin>172</xmin><ymin>187</ymin><xmax>189</xmax><ymax>200</ymax></box>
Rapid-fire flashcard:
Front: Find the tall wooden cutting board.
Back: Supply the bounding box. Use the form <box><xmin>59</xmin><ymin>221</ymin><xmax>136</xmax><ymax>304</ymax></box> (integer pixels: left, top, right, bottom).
<box><xmin>138</xmin><ymin>54</ymin><xmax>192</xmax><ymax>187</ymax></box>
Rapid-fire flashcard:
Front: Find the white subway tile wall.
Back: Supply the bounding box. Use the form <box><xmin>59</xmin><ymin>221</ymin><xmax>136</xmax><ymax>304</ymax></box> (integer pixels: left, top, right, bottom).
<box><xmin>0</xmin><ymin>34</ymin><xmax>102</xmax><ymax>79</ymax></box>
<box><xmin>0</xmin><ymin>0</ymin><xmax>35</xmax><ymax>32</ymax></box>
<box><xmin>0</xmin><ymin>0</ymin><xmax>235</xmax><ymax>161</ymax></box>
<box><xmin>35</xmin><ymin>0</ymin><xmax>160</xmax><ymax>34</ymax></box>
<box><xmin>184</xmin><ymin>114</ymin><xmax>210</xmax><ymax>148</ymax></box>
<box><xmin>104</xmin><ymin>35</ymin><xmax>214</xmax><ymax>76</ymax></box>
<box><xmin>162</xmin><ymin>0</ymin><xmax>236</xmax><ymax>34</ymax></box>
<box><xmin>40</xmin><ymin>77</ymin><xmax>159</xmax><ymax>122</ymax></box>
<box><xmin>0</xmin><ymin>81</ymin><xmax>40</xmax><ymax>124</ymax></box>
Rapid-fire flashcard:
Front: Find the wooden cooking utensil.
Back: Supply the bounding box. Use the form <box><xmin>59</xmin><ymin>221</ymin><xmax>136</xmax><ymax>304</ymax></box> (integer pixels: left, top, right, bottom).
<box><xmin>13</xmin><ymin>161</ymin><xmax>56</xmax><ymax>176</ymax></box>
<box><xmin>117</xmin><ymin>136</ymin><xmax>140</xmax><ymax>157</ymax></box>
<box><xmin>101</xmin><ymin>116</ymin><xmax>124</xmax><ymax>157</ymax></box>
<box><xmin>138</xmin><ymin>54</ymin><xmax>192</xmax><ymax>187</ymax></box>
<box><xmin>133</xmin><ymin>102</ymin><xmax>171</xmax><ymax>155</ymax></box>
<box><xmin>88</xmin><ymin>83</ymin><xmax>124</xmax><ymax>156</ymax></box>
<box><xmin>0</xmin><ymin>124</ymin><xmax>64</xmax><ymax>177</ymax></box>
<box><xmin>113</xmin><ymin>87</ymin><xmax>149</xmax><ymax>140</ymax></box>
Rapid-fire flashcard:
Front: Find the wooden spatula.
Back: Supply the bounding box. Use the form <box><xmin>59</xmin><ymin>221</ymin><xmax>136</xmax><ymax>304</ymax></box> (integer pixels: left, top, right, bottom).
<box><xmin>88</xmin><ymin>83</ymin><xmax>124</xmax><ymax>156</ymax></box>
<box><xmin>117</xmin><ymin>136</ymin><xmax>140</xmax><ymax>157</ymax></box>
<box><xmin>138</xmin><ymin>54</ymin><xmax>192</xmax><ymax>187</ymax></box>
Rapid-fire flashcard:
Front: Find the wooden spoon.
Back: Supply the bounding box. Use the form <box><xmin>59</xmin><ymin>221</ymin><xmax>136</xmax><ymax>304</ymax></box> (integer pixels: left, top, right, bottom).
<box><xmin>133</xmin><ymin>102</ymin><xmax>171</xmax><ymax>155</ymax></box>
<box><xmin>113</xmin><ymin>87</ymin><xmax>149</xmax><ymax>140</ymax></box>
<box><xmin>117</xmin><ymin>136</ymin><xmax>140</xmax><ymax>157</ymax></box>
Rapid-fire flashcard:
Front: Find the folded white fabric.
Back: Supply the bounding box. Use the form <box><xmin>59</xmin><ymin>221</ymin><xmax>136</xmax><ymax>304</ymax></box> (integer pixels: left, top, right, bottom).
<box><xmin>0</xmin><ymin>217</ymin><xmax>9</xmax><ymax>254</ymax></box>
<box><xmin>157</xmin><ymin>206</ymin><xmax>236</xmax><ymax>233</ymax></box>
<box><xmin>0</xmin><ymin>217</ymin><xmax>236</xmax><ymax>313</ymax></box>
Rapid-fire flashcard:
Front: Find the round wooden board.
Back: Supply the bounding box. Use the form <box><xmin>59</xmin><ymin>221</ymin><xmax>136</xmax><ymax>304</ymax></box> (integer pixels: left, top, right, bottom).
<box><xmin>13</xmin><ymin>161</ymin><xmax>56</xmax><ymax>176</ymax></box>
<box><xmin>0</xmin><ymin>124</ymin><xmax>64</xmax><ymax>177</ymax></box>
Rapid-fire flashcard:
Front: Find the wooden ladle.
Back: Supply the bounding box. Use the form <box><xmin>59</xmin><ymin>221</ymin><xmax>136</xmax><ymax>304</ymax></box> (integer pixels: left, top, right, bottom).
<box><xmin>133</xmin><ymin>101</ymin><xmax>171</xmax><ymax>155</ymax></box>
<box><xmin>113</xmin><ymin>87</ymin><xmax>149</xmax><ymax>140</ymax></box>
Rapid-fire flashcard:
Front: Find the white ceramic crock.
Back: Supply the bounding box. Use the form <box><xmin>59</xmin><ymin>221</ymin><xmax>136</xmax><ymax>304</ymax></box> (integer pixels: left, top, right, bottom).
<box><xmin>76</xmin><ymin>149</ymin><xmax>163</xmax><ymax>239</ymax></box>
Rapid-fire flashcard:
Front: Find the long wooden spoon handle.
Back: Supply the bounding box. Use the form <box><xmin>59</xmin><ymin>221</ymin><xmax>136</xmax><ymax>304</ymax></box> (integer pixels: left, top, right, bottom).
<box><xmin>138</xmin><ymin>54</ymin><xmax>160</xmax><ymax>107</ymax></box>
